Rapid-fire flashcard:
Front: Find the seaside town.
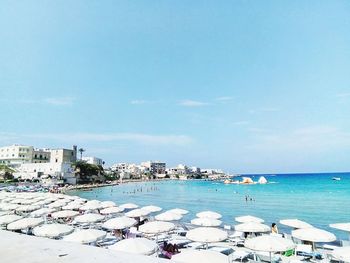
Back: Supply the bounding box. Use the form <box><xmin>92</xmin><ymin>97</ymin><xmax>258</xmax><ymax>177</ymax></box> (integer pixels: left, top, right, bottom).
<box><xmin>1</xmin><ymin>143</ymin><xmax>349</xmax><ymax>263</ymax></box>
<box><xmin>0</xmin><ymin>144</ymin><xmax>229</xmax><ymax>187</ymax></box>
<box><xmin>1</xmin><ymin>1</ymin><xmax>350</xmax><ymax>263</ymax></box>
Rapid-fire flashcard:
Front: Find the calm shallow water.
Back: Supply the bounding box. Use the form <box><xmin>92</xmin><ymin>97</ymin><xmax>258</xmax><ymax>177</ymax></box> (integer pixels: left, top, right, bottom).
<box><xmin>68</xmin><ymin>173</ymin><xmax>350</xmax><ymax>240</ymax></box>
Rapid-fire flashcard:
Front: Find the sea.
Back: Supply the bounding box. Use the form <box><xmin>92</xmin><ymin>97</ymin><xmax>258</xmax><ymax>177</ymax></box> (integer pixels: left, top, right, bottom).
<box><xmin>68</xmin><ymin>172</ymin><xmax>350</xmax><ymax>240</ymax></box>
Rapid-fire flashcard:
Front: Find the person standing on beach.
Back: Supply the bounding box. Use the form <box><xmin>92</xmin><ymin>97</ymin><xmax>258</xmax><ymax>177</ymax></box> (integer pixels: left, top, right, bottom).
<box><xmin>271</xmin><ymin>223</ymin><xmax>279</xmax><ymax>234</ymax></box>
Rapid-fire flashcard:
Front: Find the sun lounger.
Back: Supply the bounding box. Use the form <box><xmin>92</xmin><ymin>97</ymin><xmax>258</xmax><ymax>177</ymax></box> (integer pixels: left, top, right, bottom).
<box><xmin>208</xmin><ymin>245</ymin><xmax>234</xmax><ymax>255</ymax></box>
<box><xmin>280</xmin><ymin>255</ymin><xmax>305</xmax><ymax>263</ymax></box>
<box><xmin>296</xmin><ymin>244</ymin><xmax>312</xmax><ymax>254</ymax></box>
<box><xmin>184</xmin><ymin>242</ymin><xmax>206</xmax><ymax>249</ymax></box>
<box><xmin>255</xmin><ymin>251</ymin><xmax>281</xmax><ymax>262</ymax></box>
<box><xmin>323</xmin><ymin>244</ymin><xmax>340</xmax><ymax>250</ymax></box>
<box><xmin>229</xmin><ymin>249</ymin><xmax>251</xmax><ymax>262</ymax></box>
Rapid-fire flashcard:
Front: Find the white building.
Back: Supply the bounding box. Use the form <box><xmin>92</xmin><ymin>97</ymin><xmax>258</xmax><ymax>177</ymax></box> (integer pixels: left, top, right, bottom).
<box><xmin>111</xmin><ymin>163</ymin><xmax>147</xmax><ymax>179</ymax></box>
<box><xmin>141</xmin><ymin>161</ymin><xmax>166</xmax><ymax>175</ymax></box>
<box><xmin>32</xmin><ymin>148</ymin><xmax>51</xmax><ymax>163</ymax></box>
<box><xmin>50</xmin><ymin>146</ymin><xmax>77</xmax><ymax>164</ymax></box>
<box><xmin>0</xmin><ymin>145</ymin><xmax>34</xmax><ymax>167</ymax></box>
<box><xmin>13</xmin><ymin>162</ymin><xmax>76</xmax><ymax>184</ymax></box>
<box><xmin>1</xmin><ymin>144</ymin><xmax>78</xmax><ymax>184</ymax></box>
<box><xmin>82</xmin><ymin>156</ymin><xmax>103</xmax><ymax>166</ymax></box>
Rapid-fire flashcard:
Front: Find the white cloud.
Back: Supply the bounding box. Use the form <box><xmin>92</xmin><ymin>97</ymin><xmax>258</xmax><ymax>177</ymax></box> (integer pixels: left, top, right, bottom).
<box><xmin>247</xmin><ymin>125</ymin><xmax>350</xmax><ymax>153</ymax></box>
<box><xmin>249</xmin><ymin>107</ymin><xmax>279</xmax><ymax>114</ymax></box>
<box><xmin>215</xmin><ymin>96</ymin><xmax>233</xmax><ymax>102</ymax></box>
<box><xmin>43</xmin><ymin>97</ymin><xmax>74</xmax><ymax>106</ymax></box>
<box><xmin>232</xmin><ymin>121</ymin><xmax>250</xmax><ymax>126</ymax></box>
<box><xmin>335</xmin><ymin>92</ymin><xmax>350</xmax><ymax>98</ymax></box>
<box><xmin>0</xmin><ymin>132</ymin><xmax>193</xmax><ymax>146</ymax></box>
<box><xmin>130</xmin><ymin>100</ymin><xmax>148</xmax><ymax>105</ymax></box>
<box><xmin>248</xmin><ymin>127</ymin><xmax>270</xmax><ymax>133</ymax></box>
<box><xmin>179</xmin><ymin>100</ymin><xmax>209</xmax><ymax>107</ymax></box>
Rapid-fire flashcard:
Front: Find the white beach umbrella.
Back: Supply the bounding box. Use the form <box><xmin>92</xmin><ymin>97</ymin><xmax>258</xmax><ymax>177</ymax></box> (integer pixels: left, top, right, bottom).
<box><xmin>100</xmin><ymin>206</ymin><xmax>124</xmax><ymax>215</ymax></box>
<box><xmin>80</xmin><ymin>203</ymin><xmax>103</xmax><ymax>211</ymax></box>
<box><xmin>19</xmin><ymin>199</ymin><xmax>36</xmax><ymax>205</ymax></box>
<box><xmin>142</xmin><ymin>205</ymin><xmax>162</xmax><ymax>213</ymax></box>
<box><xmin>0</xmin><ymin>214</ymin><xmax>22</xmax><ymax>225</ymax></box>
<box><xmin>7</xmin><ymin>217</ymin><xmax>44</xmax><ymax>230</ymax></box>
<box><xmin>196</xmin><ymin>211</ymin><xmax>222</xmax><ymax>220</ymax></box>
<box><xmin>16</xmin><ymin>205</ymin><xmax>41</xmax><ymax>213</ymax></box>
<box><xmin>235</xmin><ymin>222</ymin><xmax>270</xmax><ymax>233</ymax></box>
<box><xmin>119</xmin><ymin>203</ymin><xmax>139</xmax><ymax>210</ymax></box>
<box><xmin>109</xmin><ymin>238</ymin><xmax>158</xmax><ymax>255</ymax></box>
<box><xmin>74</xmin><ymin>213</ymin><xmax>104</xmax><ymax>223</ymax></box>
<box><xmin>62</xmin><ymin>203</ymin><xmax>82</xmax><ymax>210</ymax></box>
<box><xmin>333</xmin><ymin>246</ymin><xmax>350</xmax><ymax>262</ymax></box>
<box><xmin>33</xmin><ymin>200</ymin><xmax>53</xmax><ymax>206</ymax></box>
<box><xmin>71</xmin><ymin>199</ymin><xmax>86</xmax><ymax>204</ymax></box>
<box><xmin>191</xmin><ymin>217</ymin><xmax>222</xmax><ymax>227</ymax></box>
<box><xmin>0</xmin><ymin>211</ymin><xmax>11</xmax><ymax>216</ymax></box>
<box><xmin>155</xmin><ymin>212</ymin><xmax>182</xmax><ymax>221</ymax></box>
<box><xmin>235</xmin><ymin>215</ymin><xmax>264</xmax><ymax>223</ymax></box>
<box><xmin>125</xmin><ymin>208</ymin><xmax>151</xmax><ymax>218</ymax></box>
<box><xmin>31</xmin><ymin>208</ymin><xmax>55</xmax><ymax>217</ymax></box>
<box><xmin>1</xmin><ymin>198</ymin><xmax>14</xmax><ymax>204</ymax></box>
<box><xmin>45</xmin><ymin>197</ymin><xmax>59</xmax><ymax>203</ymax></box>
<box><xmin>167</xmin><ymin>208</ymin><xmax>188</xmax><ymax>215</ymax></box>
<box><xmin>47</xmin><ymin>201</ymin><xmax>67</xmax><ymax>209</ymax></box>
<box><xmin>172</xmin><ymin>250</ymin><xmax>229</xmax><ymax>263</ymax></box>
<box><xmin>65</xmin><ymin>195</ymin><xmax>79</xmax><ymax>201</ymax></box>
<box><xmin>86</xmin><ymin>200</ymin><xmax>100</xmax><ymax>205</ymax></box>
<box><xmin>186</xmin><ymin>227</ymin><xmax>228</xmax><ymax>243</ymax></box>
<box><xmin>0</xmin><ymin>203</ymin><xmax>19</xmax><ymax>211</ymax></box>
<box><xmin>245</xmin><ymin>235</ymin><xmax>296</xmax><ymax>263</ymax></box>
<box><xmin>330</xmin><ymin>223</ymin><xmax>350</xmax><ymax>232</ymax></box>
<box><xmin>139</xmin><ymin>221</ymin><xmax>175</xmax><ymax>234</ymax></box>
<box><xmin>63</xmin><ymin>229</ymin><xmax>106</xmax><ymax>244</ymax></box>
<box><xmin>280</xmin><ymin>219</ymin><xmax>313</xmax><ymax>229</ymax></box>
<box><xmin>51</xmin><ymin>210</ymin><xmax>79</xmax><ymax>219</ymax></box>
<box><xmin>55</xmin><ymin>194</ymin><xmax>68</xmax><ymax>199</ymax></box>
<box><xmin>33</xmin><ymin>223</ymin><xmax>74</xmax><ymax>238</ymax></box>
<box><xmin>245</xmin><ymin>235</ymin><xmax>296</xmax><ymax>252</ymax></box>
<box><xmin>10</xmin><ymin>199</ymin><xmax>26</xmax><ymax>204</ymax></box>
<box><xmin>292</xmin><ymin>228</ymin><xmax>336</xmax><ymax>243</ymax></box>
<box><xmin>103</xmin><ymin>216</ymin><xmax>137</xmax><ymax>230</ymax></box>
<box><xmin>100</xmin><ymin>201</ymin><xmax>117</xmax><ymax>208</ymax></box>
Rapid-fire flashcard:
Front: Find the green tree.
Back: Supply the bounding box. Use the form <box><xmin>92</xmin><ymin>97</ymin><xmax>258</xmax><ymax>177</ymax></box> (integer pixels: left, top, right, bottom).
<box><xmin>73</xmin><ymin>160</ymin><xmax>105</xmax><ymax>184</ymax></box>
<box><xmin>0</xmin><ymin>164</ymin><xmax>15</xmax><ymax>180</ymax></box>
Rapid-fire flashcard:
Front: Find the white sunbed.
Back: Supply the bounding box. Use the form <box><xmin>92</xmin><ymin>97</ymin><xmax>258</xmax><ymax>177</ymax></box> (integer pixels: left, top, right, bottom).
<box><xmin>255</xmin><ymin>251</ymin><xmax>281</xmax><ymax>262</ymax></box>
<box><xmin>229</xmin><ymin>249</ymin><xmax>251</xmax><ymax>262</ymax></box>
<box><xmin>208</xmin><ymin>245</ymin><xmax>234</xmax><ymax>255</ymax></box>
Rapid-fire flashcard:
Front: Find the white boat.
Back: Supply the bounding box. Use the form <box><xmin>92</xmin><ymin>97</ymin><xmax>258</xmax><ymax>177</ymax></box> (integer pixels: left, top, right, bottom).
<box><xmin>332</xmin><ymin>177</ymin><xmax>341</xmax><ymax>181</ymax></box>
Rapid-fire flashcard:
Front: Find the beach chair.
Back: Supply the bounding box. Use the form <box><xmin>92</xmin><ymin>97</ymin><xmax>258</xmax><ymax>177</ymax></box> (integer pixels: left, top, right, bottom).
<box><xmin>255</xmin><ymin>251</ymin><xmax>280</xmax><ymax>262</ymax></box>
<box><xmin>229</xmin><ymin>249</ymin><xmax>251</xmax><ymax>262</ymax></box>
<box><xmin>208</xmin><ymin>245</ymin><xmax>234</xmax><ymax>256</ymax></box>
<box><xmin>229</xmin><ymin>231</ymin><xmax>245</xmax><ymax>246</ymax></box>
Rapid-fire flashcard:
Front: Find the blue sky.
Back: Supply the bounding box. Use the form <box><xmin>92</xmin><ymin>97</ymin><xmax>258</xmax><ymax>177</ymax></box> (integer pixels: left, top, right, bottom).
<box><xmin>1</xmin><ymin>1</ymin><xmax>350</xmax><ymax>173</ymax></box>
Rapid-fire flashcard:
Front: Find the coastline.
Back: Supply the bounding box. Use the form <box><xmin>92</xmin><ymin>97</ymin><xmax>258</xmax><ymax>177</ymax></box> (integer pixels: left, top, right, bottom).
<box><xmin>60</xmin><ymin>178</ymin><xmax>174</xmax><ymax>193</ymax></box>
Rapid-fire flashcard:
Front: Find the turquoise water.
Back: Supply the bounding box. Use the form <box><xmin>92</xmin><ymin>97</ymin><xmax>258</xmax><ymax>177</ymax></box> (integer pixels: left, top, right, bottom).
<box><xmin>68</xmin><ymin>173</ymin><xmax>350</xmax><ymax>240</ymax></box>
